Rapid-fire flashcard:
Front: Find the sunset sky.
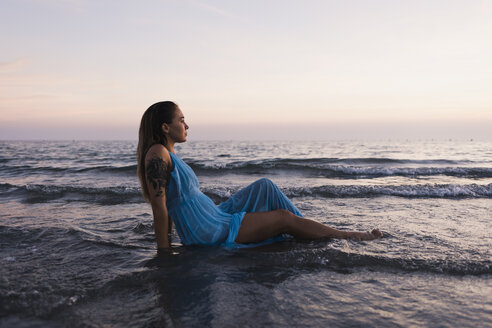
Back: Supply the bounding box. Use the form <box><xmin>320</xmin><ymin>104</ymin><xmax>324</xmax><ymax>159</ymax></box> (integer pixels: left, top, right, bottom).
<box><xmin>1</xmin><ymin>0</ymin><xmax>491</xmax><ymax>140</ymax></box>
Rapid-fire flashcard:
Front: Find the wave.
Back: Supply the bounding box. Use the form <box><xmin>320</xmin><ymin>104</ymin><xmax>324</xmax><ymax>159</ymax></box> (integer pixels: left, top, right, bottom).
<box><xmin>143</xmin><ymin>242</ymin><xmax>492</xmax><ymax>276</ymax></box>
<box><xmin>75</xmin><ymin>164</ymin><xmax>137</xmax><ymax>174</ymax></box>
<box><xmin>0</xmin><ymin>164</ymin><xmax>137</xmax><ymax>176</ymax></box>
<box><xmin>190</xmin><ymin>157</ymin><xmax>467</xmax><ymax>166</ymax></box>
<box><xmin>0</xmin><ymin>183</ymin><xmax>143</xmax><ymax>205</ymax></box>
<box><xmin>2</xmin><ymin>181</ymin><xmax>491</xmax><ymax>205</ymax></box>
<box><xmin>187</xmin><ymin>158</ymin><xmax>492</xmax><ymax>179</ymax></box>
<box><xmin>202</xmin><ymin>183</ymin><xmax>492</xmax><ymax>201</ymax></box>
<box><xmin>0</xmin><ymin>225</ymin><xmax>149</xmax><ymax>258</ymax></box>
<box><xmin>2</xmin><ymin>157</ymin><xmax>491</xmax><ymax>179</ymax></box>
<box><xmin>250</xmin><ymin>245</ymin><xmax>492</xmax><ymax>276</ymax></box>
<box><xmin>281</xmin><ymin>183</ymin><xmax>492</xmax><ymax>199</ymax></box>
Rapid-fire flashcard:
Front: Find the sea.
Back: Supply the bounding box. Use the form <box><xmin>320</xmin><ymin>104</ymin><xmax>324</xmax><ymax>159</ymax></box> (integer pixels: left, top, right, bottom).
<box><xmin>1</xmin><ymin>139</ymin><xmax>491</xmax><ymax>328</ymax></box>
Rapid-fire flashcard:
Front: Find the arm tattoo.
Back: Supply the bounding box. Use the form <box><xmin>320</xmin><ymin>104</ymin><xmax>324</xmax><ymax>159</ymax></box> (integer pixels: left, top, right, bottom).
<box><xmin>146</xmin><ymin>157</ymin><xmax>169</xmax><ymax>197</ymax></box>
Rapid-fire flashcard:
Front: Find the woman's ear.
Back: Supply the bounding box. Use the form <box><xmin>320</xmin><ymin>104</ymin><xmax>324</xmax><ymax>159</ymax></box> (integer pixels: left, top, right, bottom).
<box><xmin>161</xmin><ymin>123</ymin><xmax>169</xmax><ymax>134</ymax></box>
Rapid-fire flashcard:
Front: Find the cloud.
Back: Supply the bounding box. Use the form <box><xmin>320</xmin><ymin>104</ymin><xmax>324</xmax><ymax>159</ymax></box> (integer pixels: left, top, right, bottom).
<box><xmin>131</xmin><ymin>17</ymin><xmax>163</xmax><ymax>26</ymax></box>
<box><xmin>0</xmin><ymin>94</ymin><xmax>56</xmax><ymax>101</ymax></box>
<box><xmin>0</xmin><ymin>59</ymin><xmax>29</xmax><ymax>74</ymax></box>
<box><xmin>30</xmin><ymin>0</ymin><xmax>87</xmax><ymax>11</ymax></box>
<box><xmin>185</xmin><ymin>0</ymin><xmax>239</xmax><ymax>19</ymax></box>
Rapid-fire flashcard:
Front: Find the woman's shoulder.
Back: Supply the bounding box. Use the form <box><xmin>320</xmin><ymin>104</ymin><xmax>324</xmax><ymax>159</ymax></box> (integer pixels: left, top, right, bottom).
<box><xmin>145</xmin><ymin>144</ymin><xmax>171</xmax><ymax>163</ymax></box>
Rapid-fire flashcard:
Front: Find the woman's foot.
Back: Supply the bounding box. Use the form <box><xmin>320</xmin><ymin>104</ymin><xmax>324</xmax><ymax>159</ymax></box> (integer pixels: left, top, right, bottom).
<box><xmin>347</xmin><ymin>229</ymin><xmax>383</xmax><ymax>241</ymax></box>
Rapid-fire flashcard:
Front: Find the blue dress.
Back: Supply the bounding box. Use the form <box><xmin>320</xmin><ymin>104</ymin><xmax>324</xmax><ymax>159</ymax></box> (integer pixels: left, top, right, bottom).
<box><xmin>166</xmin><ymin>152</ymin><xmax>304</xmax><ymax>247</ymax></box>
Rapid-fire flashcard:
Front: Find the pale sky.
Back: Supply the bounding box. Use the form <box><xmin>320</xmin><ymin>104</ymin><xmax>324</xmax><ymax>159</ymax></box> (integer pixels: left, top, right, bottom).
<box><xmin>1</xmin><ymin>0</ymin><xmax>491</xmax><ymax>140</ymax></box>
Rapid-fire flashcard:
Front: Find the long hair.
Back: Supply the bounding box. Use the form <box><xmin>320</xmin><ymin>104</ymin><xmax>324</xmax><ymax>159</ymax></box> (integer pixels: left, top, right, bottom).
<box><xmin>137</xmin><ymin>101</ymin><xmax>178</xmax><ymax>202</ymax></box>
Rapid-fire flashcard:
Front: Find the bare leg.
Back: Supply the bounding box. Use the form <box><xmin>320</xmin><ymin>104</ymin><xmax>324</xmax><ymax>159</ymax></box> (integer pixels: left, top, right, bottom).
<box><xmin>235</xmin><ymin>209</ymin><xmax>383</xmax><ymax>244</ymax></box>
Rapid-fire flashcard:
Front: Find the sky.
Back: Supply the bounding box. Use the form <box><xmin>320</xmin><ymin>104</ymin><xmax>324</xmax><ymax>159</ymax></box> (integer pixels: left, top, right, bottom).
<box><xmin>1</xmin><ymin>0</ymin><xmax>491</xmax><ymax>140</ymax></box>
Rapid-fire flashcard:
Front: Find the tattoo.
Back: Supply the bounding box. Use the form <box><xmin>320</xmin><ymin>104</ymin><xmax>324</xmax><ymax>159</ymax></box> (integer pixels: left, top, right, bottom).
<box><xmin>146</xmin><ymin>157</ymin><xmax>169</xmax><ymax>197</ymax></box>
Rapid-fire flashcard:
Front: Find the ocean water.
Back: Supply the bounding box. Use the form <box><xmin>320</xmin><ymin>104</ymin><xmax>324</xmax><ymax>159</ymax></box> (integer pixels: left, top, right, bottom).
<box><xmin>0</xmin><ymin>140</ymin><xmax>491</xmax><ymax>327</ymax></box>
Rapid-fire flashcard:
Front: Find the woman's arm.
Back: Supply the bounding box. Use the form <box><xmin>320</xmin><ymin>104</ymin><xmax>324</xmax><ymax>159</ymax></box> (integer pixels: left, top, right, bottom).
<box><xmin>150</xmin><ymin>198</ymin><xmax>171</xmax><ymax>249</ymax></box>
<box><xmin>145</xmin><ymin>145</ymin><xmax>172</xmax><ymax>249</ymax></box>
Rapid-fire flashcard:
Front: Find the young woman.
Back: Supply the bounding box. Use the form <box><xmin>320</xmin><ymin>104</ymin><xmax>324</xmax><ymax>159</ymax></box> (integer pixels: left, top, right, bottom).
<box><xmin>137</xmin><ymin>101</ymin><xmax>383</xmax><ymax>249</ymax></box>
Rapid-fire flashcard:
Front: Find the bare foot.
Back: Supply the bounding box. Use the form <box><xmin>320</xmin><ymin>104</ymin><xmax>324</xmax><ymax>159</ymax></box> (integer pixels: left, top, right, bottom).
<box><xmin>348</xmin><ymin>229</ymin><xmax>383</xmax><ymax>241</ymax></box>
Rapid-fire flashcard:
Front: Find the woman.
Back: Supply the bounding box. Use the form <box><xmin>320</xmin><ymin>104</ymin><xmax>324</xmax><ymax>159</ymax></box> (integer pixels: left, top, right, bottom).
<box><xmin>137</xmin><ymin>101</ymin><xmax>383</xmax><ymax>249</ymax></box>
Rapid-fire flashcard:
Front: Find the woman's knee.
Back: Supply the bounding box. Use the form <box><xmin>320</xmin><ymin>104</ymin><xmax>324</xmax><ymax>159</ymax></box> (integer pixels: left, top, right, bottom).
<box><xmin>274</xmin><ymin>209</ymin><xmax>296</xmax><ymax>232</ymax></box>
<box><xmin>255</xmin><ymin>177</ymin><xmax>274</xmax><ymax>188</ymax></box>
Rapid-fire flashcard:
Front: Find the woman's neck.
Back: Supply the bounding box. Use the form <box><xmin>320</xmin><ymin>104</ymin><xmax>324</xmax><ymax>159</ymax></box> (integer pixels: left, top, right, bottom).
<box><xmin>165</xmin><ymin>141</ymin><xmax>175</xmax><ymax>154</ymax></box>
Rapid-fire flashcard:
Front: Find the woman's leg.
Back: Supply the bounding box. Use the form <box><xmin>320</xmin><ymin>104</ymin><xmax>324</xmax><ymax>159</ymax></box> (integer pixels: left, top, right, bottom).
<box><xmin>235</xmin><ymin>209</ymin><xmax>382</xmax><ymax>243</ymax></box>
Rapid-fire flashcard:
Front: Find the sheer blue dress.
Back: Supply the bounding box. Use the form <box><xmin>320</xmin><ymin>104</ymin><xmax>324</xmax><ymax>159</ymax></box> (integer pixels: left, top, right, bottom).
<box><xmin>166</xmin><ymin>151</ymin><xmax>304</xmax><ymax>247</ymax></box>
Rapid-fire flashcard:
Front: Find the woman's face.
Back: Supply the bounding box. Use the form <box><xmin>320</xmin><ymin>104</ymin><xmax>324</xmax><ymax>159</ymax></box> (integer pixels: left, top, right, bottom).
<box><xmin>164</xmin><ymin>107</ymin><xmax>189</xmax><ymax>143</ymax></box>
